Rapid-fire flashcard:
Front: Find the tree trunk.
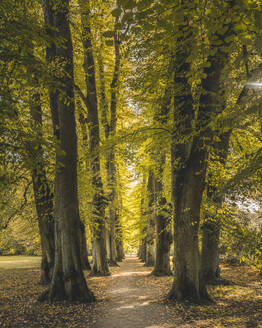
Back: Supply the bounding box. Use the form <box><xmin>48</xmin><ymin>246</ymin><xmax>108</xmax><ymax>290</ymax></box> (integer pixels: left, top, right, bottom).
<box><xmin>76</xmin><ymin>99</ymin><xmax>92</xmax><ymax>271</ymax></box>
<box><xmin>104</xmin><ymin>139</ymin><xmax>118</xmax><ymax>266</ymax></box>
<box><xmin>91</xmin><ymin>221</ymin><xmax>110</xmax><ymax>276</ymax></box>
<box><xmin>41</xmin><ymin>0</ymin><xmax>94</xmax><ymax>302</ymax></box>
<box><xmin>200</xmin><ymin>44</ymin><xmax>247</xmax><ymax>284</ymax></box>
<box><xmin>152</xmin><ymin>193</ymin><xmax>172</xmax><ymax>276</ymax></box>
<box><xmin>29</xmin><ymin>157</ymin><xmax>53</xmax><ymax>284</ymax></box>
<box><xmin>105</xmin><ymin>226</ymin><xmax>111</xmax><ymax>261</ymax></box>
<box><xmin>28</xmin><ymin>92</ymin><xmax>55</xmax><ymax>285</ymax></box>
<box><xmin>168</xmin><ymin>1</ymin><xmax>236</xmax><ymax>301</ymax></box>
<box><xmin>99</xmin><ymin>28</ymin><xmax>121</xmax><ymax>267</ymax></box>
<box><xmin>106</xmin><ymin>152</ymin><xmax>118</xmax><ymax>266</ymax></box>
<box><xmin>139</xmin><ymin>233</ymin><xmax>147</xmax><ymax>262</ymax></box>
<box><xmin>78</xmin><ymin>0</ymin><xmax>110</xmax><ymax>276</ymax></box>
<box><xmin>152</xmin><ymin>81</ymin><xmax>173</xmax><ymax>276</ymax></box>
<box><xmin>169</xmin><ymin>16</ymin><xmax>208</xmax><ymax>302</ymax></box>
<box><xmin>201</xmin><ymin>221</ymin><xmax>220</xmax><ymax>280</ymax></box>
<box><xmin>115</xmin><ymin>215</ymin><xmax>125</xmax><ymax>261</ymax></box>
<box><xmin>76</xmin><ymin>97</ymin><xmax>90</xmax><ymax>173</ymax></box>
<box><xmin>108</xmin><ymin>211</ymin><xmax>118</xmax><ymax>266</ymax></box>
<box><xmin>79</xmin><ymin>221</ymin><xmax>91</xmax><ymax>270</ymax></box>
<box><xmin>197</xmin><ymin>2</ymin><xmax>236</xmax><ymax>288</ymax></box>
<box><xmin>170</xmin><ymin>140</ymin><xmax>209</xmax><ymax>302</ymax></box>
<box><xmin>201</xmin><ymin>131</ymin><xmax>231</xmax><ymax>282</ymax></box>
<box><xmin>116</xmin><ymin>239</ymin><xmax>125</xmax><ymax>261</ymax></box>
<box><xmin>139</xmin><ymin>177</ymin><xmax>147</xmax><ymax>262</ymax></box>
<box><xmin>145</xmin><ymin>171</ymin><xmax>155</xmax><ymax>267</ymax></box>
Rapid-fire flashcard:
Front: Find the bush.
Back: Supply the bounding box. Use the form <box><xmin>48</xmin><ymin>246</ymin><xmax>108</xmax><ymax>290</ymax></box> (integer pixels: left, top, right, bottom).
<box><xmin>0</xmin><ymin>233</ymin><xmax>26</xmax><ymax>255</ymax></box>
<box><xmin>220</xmin><ymin>215</ymin><xmax>262</xmax><ymax>268</ymax></box>
<box><xmin>24</xmin><ymin>242</ymin><xmax>41</xmax><ymax>256</ymax></box>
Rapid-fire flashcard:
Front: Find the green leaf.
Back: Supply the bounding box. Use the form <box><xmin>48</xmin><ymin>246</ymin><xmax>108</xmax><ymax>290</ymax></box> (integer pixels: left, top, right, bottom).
<box><xmin>118</xmin><ymin>0</ymin><xmax>136</xmax><ymax>10</ymax></box>
<box><xmin>105</xmin><ymin>40</ymin><xmax>114</xmax><ymax>46</ymax></box>
<box><xmin>137</xmin><ymin>0</ymin><xmax>153</xmax><ymax>11</ymax></box>
<box><xmin>103</xmin><ymin>30</ymin><xmax>115</xmax><ymax>38</ymax></box>
<box><xmin>111</xmin><ymin>8</ymin><xmax>122</xmax><ymax>18</ymax></box>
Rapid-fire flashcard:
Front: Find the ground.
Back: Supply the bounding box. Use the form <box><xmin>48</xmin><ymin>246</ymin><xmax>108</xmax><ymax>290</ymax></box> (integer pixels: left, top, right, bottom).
<box><xmin>0</xmin><ymin>256</ymin><xmax>262</xmax><ymax>327</ymax></box>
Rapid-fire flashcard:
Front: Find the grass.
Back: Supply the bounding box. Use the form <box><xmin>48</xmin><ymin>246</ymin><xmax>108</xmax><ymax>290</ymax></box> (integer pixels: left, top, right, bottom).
<box><xmin>0</xmin><ymin>256</ymin><xmax>41</xmax><ymax>262</ymax></box>
<box><xmin>0</xmin><ymin>256</ymin><xmax>41</xmax><ymax>269</ymax></box>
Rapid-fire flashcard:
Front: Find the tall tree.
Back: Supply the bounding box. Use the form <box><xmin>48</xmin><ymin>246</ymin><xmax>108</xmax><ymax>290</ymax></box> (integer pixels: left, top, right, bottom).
<box><xmin>201</xmin><ymin>131</ymin><xmax>231</xmax><ymax>282</ymax></box>
<box><xmin>99</xmin><ymin>24</ymin><xmax>122</xmax><ymax>266</ymax></box>
<box><xmin>28</xmin><ymin>89</ymin><xmax>55</xmax><ymax>285</ymax></box>
<box><xmin>169</xmin><ymin>19</ymin><xmax>200</xmax><ymax>300</ymax></box>
<box><xmin>144</xmin><ymin>170</ymin><xmax>155</xmax><ymax>266</ymax></box>
<box><xmin>78</xmin><ymin>0</ymin><xmax>110</xmax><ymax>276</ymax></box>
<box><xmin>200</xmin><ymin>49</ymin><xmax>255</xmax><ymax>282</ymax></box>
<box><xmin>41</xmin><ymin>0</ymin><xmax>95</xmax><ymax>301</ymax></box>
<box><xmin>138</xmin><ymin>174</ymin><xmax>147</xmax><ymax>262</ymax></box>
<box><xmin>152</xmin><ymin>81</ymin><xmax>173</xmax><ymax>276</ymax></box>
<box><xmin>168</xmin><ymin>0</ymin><xmax>237</xmax><ymax>302</ymax></box>
<box><xmin>76</xmin><ymin>100</ymin><xmax>92</xmax><ymax>271</ymax></box>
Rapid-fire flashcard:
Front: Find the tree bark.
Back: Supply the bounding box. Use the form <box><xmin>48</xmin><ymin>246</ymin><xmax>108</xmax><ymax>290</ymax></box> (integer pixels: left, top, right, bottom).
<box><xmin>78</xmin><ymin>0</ymin><xmax>110</xmax><ymax>276</ymax></box>
<box><xmin>139</xmin><ymin>176</ymin><xmax>147</xmax><ymax>262</ymax></box>
<box><xmin>170</xmin><ymin>140</ymin><xmax>209</xmax><ymax>302</ymax></box>
<box><xmin>138</xmin><ymin>228</ymin><xmax>147</xmax><ymax>262</ymax></box>
<box><xmin>201</xmin><ymin>131</ymin><xmax>231</xmax><ymax>282</ymax></box>
<box><xmin>169</xmin><ymin>16</ymin><xmax>208</xmax><ymax>301</ymax></box>
<box><xmin>201</xmin><ymin>43</ymin><xmax>249</xmax><ymax>283</ymax></box>
<box><xmin>152</xmin><ymin>78</ymin><xmax>173</xmax><ymax>276</ymax></box>
<box><xmin>41</xmin><ymin>0</ymin><xmax>95</xmax><ymax>302</ymax></box>
<box><xmin>115</xmin><ymin>214</ymin><xmax>125</xmax><ymax>261</ymax></box>
<box><xmin>145</xmin><ymin>171</ymin><xmax>155</xmax><ymax>267</ymax></box>
<box><xmin>106</xmin><ymin>151</ymin><xmax>118</xmax><ymax>266</ymax></box>
<box><xmin>28</xmin><ymin>92</ymin><xmax>55</xmax><ymax>285</ymax></box>
<box><xmin>99</xmin><ymin>28</ymin><xmax>121</xmax><ymax>266</ymax></box>
<box><xmin>116</xmin><ymin>239</ymin><xmax>125</xmax><ymax>261</ymax></box>
<box><xmin>76</xmin><ymin>97</ymin><xmax>90</xmax><ymax>173</ymax></box>
<box><xmin>104</xmin><ymin>225</ymin><xmax>110</xmax><ymax>261</ymax></box>
<box><xmin>79</xmin><ymin>220</ymin><xmax>91</xmax><ymax>270</ymax></box>
<box><xmin>75</xmin><ymin>99</ymin><xmax>92</xmax><ymax>271</ymax></box>
<box><xmin>152</xmin><ymin>178</ymin><xmax>172</xmax><ymax>276</ymax></box>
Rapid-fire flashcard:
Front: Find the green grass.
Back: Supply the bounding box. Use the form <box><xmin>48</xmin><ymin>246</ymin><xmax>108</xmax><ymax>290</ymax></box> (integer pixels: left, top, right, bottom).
<box><xmin>0</xmin><ymin>256</ymin><xmax>41</xmax><ymax>269</ymax></box>
<box><xmin>0</xmin><ymin>256</ymin><xmax>41</xmax><ymax>262</ymax></box>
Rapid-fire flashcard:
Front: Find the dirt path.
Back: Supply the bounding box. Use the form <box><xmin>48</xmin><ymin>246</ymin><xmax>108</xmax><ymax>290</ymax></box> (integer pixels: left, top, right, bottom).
<box><xmin>93</xmin><ymin>256</ymin><xmax>172</xmax><ymax>328</ymax></box>
<box><xmin>92</xmin><ymin>257</ymin><xmax>262</xmax><ymax>328</ymax></box>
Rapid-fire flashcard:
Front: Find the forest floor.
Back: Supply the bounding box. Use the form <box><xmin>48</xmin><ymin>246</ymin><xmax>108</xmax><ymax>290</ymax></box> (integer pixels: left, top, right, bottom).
<box><xmin>0</xmin><ymin>256</ymin><xmax>262</xmax><ymax>327</ymax></box>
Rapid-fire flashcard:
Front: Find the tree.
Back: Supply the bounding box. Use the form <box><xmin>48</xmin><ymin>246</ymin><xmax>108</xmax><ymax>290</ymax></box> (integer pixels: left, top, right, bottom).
<box><xmin>41</xmin><ymin>0</ymin><xmax>95</xmax><ymax>302</ymax></box>
<box><xmin>144</xmin><ymin>170</ymin><xmax>155</xmax><ymax>266</ymax></box>
<box><xmin>99</xmin><ymin>24</ymin><xmax>122</xmax><ymax>266</ymax></box>
<box><xmin>28</xmin><ymin>87</ymin><xmax>55</xmax><ymax>284</ymax></box>
<box><xmin>169</xmin><ymin>19</ymin><xmax>202</xmax><ymax>300</ymax></box>
<box><xmin>77</xmin><ymin>0</ymin><xmax>110</xmax><ymax>276</ymax></box>
<box><xmin>151</xmin><ymin>80</ymin><xmax>173</xmax><ymax>276</ymax></box>
<box><xmin>201</xmin><ymin>131</ymin><xmax>231</xmax><ymax>282</ymax></box>
<box><xmin>168</xmin><ymin>0</ymin><xmax>240</xmax><ymax>302</ymax></box>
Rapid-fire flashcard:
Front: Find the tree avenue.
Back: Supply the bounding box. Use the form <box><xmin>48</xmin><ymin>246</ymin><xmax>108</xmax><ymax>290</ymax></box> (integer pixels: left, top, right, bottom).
<box><xmin>1</xmin><ymin>0</ymin><xmax>262</xmax><ymax>313</ymax></box>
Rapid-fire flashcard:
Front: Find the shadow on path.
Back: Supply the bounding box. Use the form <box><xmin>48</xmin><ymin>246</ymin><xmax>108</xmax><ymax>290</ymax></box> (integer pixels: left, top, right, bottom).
<box><xmin>93</xmin><ymin>256</ymin><xmax>172</xmax><ymax>328</ymax></box>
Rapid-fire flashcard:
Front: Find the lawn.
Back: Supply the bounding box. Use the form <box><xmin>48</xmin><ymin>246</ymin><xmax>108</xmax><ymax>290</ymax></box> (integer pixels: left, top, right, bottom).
<box><xmin>0</xmin><ymin>256</ymin><xmax>41</xmax><ymax>269</ymax></box>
